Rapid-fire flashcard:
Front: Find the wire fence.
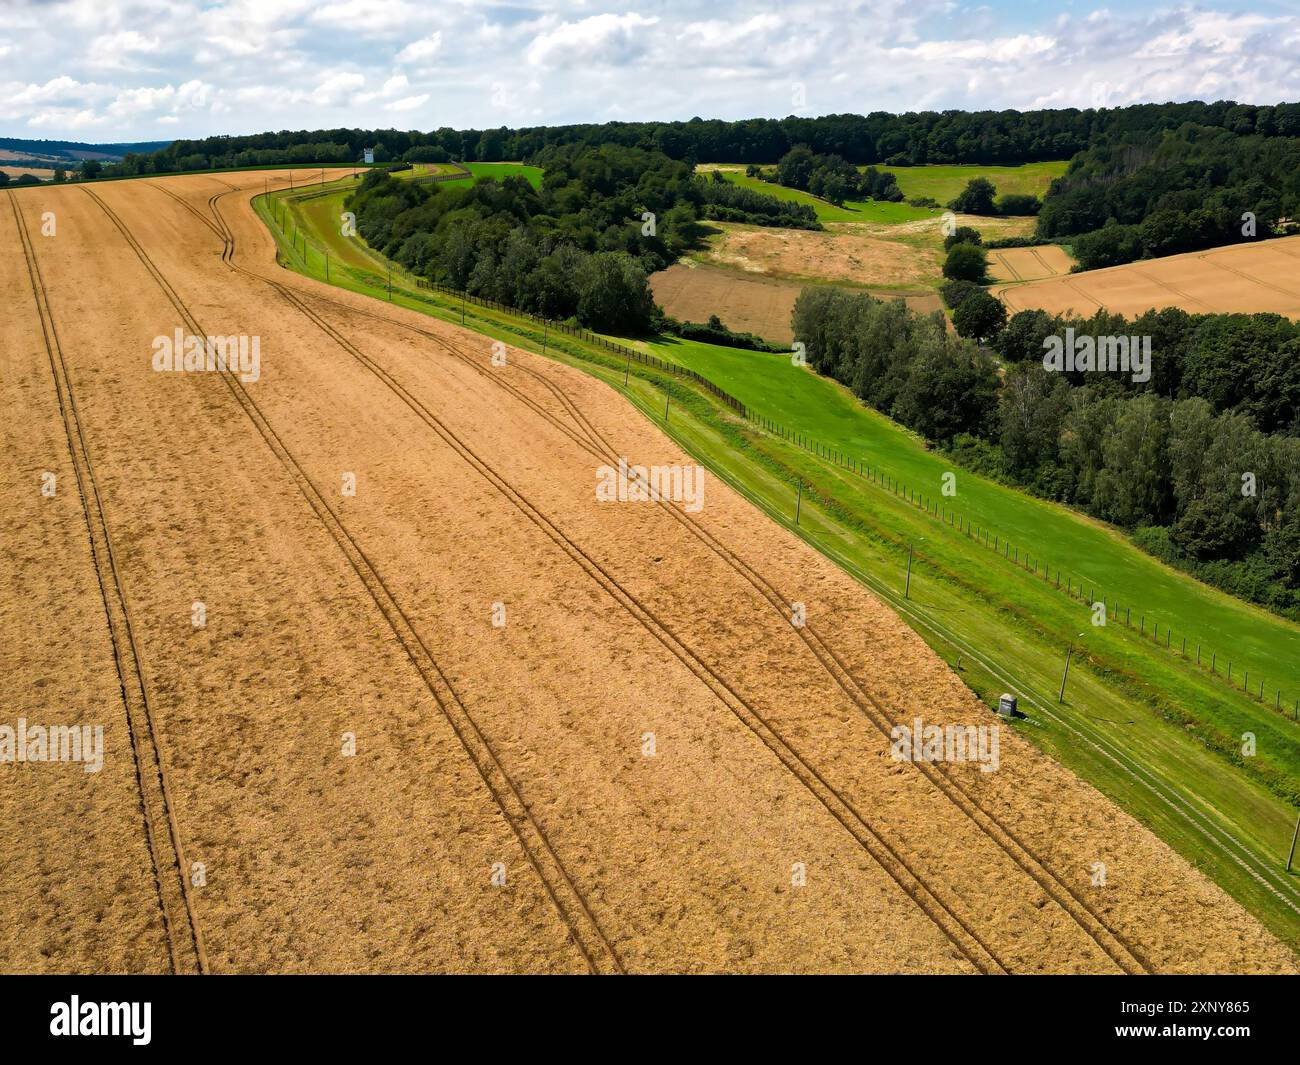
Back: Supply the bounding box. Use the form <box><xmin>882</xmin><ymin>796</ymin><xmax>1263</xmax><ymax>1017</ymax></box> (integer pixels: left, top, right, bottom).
<box><xmin>263</xmin><ymin>181</ymin><xmax>1299</xmax><ymax>725</ymax></box>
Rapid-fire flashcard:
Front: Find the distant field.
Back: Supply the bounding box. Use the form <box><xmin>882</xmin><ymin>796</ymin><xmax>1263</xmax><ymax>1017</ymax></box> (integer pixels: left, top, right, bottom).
<box><xmin>995</xmin><ymin>235</ymin><xmax>1300</xmax><ymax>317</ymax></box>
<box><xmin>0</xmin><ymin>166</ymin><xmax>54</xmax><ymax>181</ymax></box>
<box><xmin>447</xmin><ymin>162</ymin><xmax>543</xmax><ymax>189</ymax></box>
<box><xmin>987</xmin><ymin>244</ymin><xmax>1075</xmax><ymax>283</ymax></box>
<box><xmin>650</xmin><ymin>261</ymin><xmax>941</xmax><ymax>344</ymax></box>
<box><xmin>697</xmin><ymin>221</ymin><xmax>939</xmax><ymax>289</ymax></box>
<box><xmin>879</xmin><ymin>161</ymin><xmax>1069</xmax><ymax>205</ymax></box>
<box><xmin>704</xmin><ymin>169</ymin><xmax>938</xmax><ymax>224</ymax></box>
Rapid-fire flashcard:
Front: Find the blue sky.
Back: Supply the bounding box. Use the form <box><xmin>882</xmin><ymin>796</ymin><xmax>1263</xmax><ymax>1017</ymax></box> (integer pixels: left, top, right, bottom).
<box><xmin>0</xmin><ymin>2</ymin><xmax>1296</xmax><ymax>142</ymax></box>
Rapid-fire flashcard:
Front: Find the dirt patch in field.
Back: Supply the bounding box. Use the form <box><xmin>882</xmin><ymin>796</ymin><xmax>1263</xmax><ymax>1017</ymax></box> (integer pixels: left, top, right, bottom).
<box><xmin>994</xmin><ymin>235</ymin><xmax>1300</xmax><ymax>318</ymax></box>
<box><xmin>843</xmin><ymin>213</ymin><xmax>1037</xmax><ymax>249</ymax></box>
<box><xmin>699</xmin><ymin>222</ymin><xmax>936</xmax><ymax>287</ymax></box>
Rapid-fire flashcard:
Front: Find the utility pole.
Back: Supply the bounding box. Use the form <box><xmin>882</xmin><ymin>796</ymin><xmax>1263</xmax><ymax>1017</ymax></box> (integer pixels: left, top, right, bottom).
<box><xmin>623</xmin><ymin>350</ymin><xmax>632</xmax><ymax>388</ymax></box>
<box><xmin>795</xmin><ymin>480</ymin><xmax>802</xmax><ymax>526</ymax></box>
<box><xmin>905</xmin><ymin>542</ymin><xmax>914</xmax><ymax>599</ymax></box>
<box><xmin>1058</xmin><ymin>633</ymin><xmax>1085</xmax><ymax>703</ymax></box>
<box><xmin>1288</xmin><ymin>810</ymin><xmax>1300</xmax><ymax>872</ymax></box>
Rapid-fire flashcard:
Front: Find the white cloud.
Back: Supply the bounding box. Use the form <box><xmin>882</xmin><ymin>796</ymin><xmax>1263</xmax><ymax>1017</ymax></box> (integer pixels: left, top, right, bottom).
<box><xmin>387</xmin><ymin>93</ymin><xmax>429</xmax><ymax>111</ymax></box>
<box><xmin>87</xmin><ymin>30</ymin><xmax>163</xmax><ymax>70</ymax></box>
<box><xmin>395</xmin><ymin>32</ymin><xmax>442</xmax><ymax>64</ymax></box>
<box><xmin>312</xmin><ymin>70</ymin><xmax>366</xmax><ymax>105</ymax></box>
<box><xmin>0</xmin><ymin>2</ymin><xmax>1296</xmax><ymax>141</ymax></box>
<box><xmin>525</xmin><ymin>13</ymin><xmax>659</xmax><ymax>68</ymax></box>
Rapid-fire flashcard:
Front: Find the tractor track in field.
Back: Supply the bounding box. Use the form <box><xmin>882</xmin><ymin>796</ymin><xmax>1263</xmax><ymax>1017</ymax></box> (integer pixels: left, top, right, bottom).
<box><xmin>188</xmin><ymin>172</ymin><xmax>1154</xmax><ymax>972</ymax></box>
<box><xmin>79</xmin><ymin>183</ymin><xmax>624</xmax><ymax>977</ymax></box>
<box><xmin>217</xmin><ymin>181</ymin><xmax>1154</xmax><ymax>975</ymax></box>
<box><xmin>191</xmin><ymin>174</ymin><xmax>1151</xmax><ymax>972</ymax></box>
<box><xmin>302</xmin><ymin>296</ymin><xmax>1153</xmax><ymax>974</ymax></box>
<box><xmin>168</xmin><ymin>177</ymin><xmax>1007</xmax><ymax>973</ymax></box>
<box><xmin>8</xmin><ymin>190</ymin><xmax>207</xmax><ymax>976</ymax></box>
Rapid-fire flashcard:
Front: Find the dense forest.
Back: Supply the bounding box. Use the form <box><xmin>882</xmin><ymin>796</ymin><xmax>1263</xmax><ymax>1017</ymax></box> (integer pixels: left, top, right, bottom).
<box><xmin>348</xmin><ymin>144</ymin><xmax>721</xmax><ymax>333</ymax></box>
<box><xmin>96</xmin><ymin>100</ymin><xmax>1300</xmax><ymax>178</ymax></box>
<box><xmin>1038</xmin><ymin>125</ymin><xmax>1300</xmax><ymax>267</ymax></box>
<box><xmin>796</xmin><ymin>291</ymin><xmax>1300</xmax><ymax>617</ymax></box>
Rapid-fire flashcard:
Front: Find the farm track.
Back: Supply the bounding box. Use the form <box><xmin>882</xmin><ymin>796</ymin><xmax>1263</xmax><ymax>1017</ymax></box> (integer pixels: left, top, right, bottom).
<box><xmin>196</xmin><ymin>177</ymin><xmax>1151</xmax><ymax>973</ymax></box>
<box><xmin>7</xmin><ymin>191</ymin><xmax>207</xmax><ymax>975</ymax></box>
<box><xmin>78</xmin><ymin>183</ymin><xmax>624</xmax><ymax>975</ymax></box>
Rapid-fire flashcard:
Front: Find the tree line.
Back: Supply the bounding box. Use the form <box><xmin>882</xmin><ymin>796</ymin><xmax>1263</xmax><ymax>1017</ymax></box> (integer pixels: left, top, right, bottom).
<box><xmin>795</xmin><ymin>291</ymin><xmax>1300</xmax><ymax>618</ymax></box>
<box><xmin>1037</xmin><ymin>125</ymin><xmax>1300</xmax><ymax>268</ymax></box>
<box><xmin>93</xmin><ymin>100</ymin><xmax>1300</xmax><ymax>180</ymax></box>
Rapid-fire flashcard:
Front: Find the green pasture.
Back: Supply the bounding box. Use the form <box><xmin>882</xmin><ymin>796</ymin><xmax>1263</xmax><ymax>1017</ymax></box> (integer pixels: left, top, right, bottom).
<box><xmin>878</xmin><ymin>161</ymin><xmax>1070</xmax><ymax>205</ymax></box>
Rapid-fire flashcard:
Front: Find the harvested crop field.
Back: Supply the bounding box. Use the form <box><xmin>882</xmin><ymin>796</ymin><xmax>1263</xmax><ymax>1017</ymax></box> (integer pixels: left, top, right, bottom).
<box><xmin>2</xmin><ymin>171</ymin><xmax>1296</xmax><ymax>974</ymax></box>
<box><xmin>1</xmin><ymin>166</ymin><xmax>54</xmax><ymax>181</ymax></box>
<box><xmin>651</xmin><ymin>261</ymin><xmax>941</xmax><ymax>345</ymax></box>
<box><xmin>988</xmin><ymin>245</ymin><xmax>1074</xmax><ymax>283</ymax></box>
<box><xmin>994</xmin><ymin>235</ymin><xmax>1300</xmax><ymax>317</ymax></box>
<box><xmin>698</xmin><ymin>221</ymin><xmax>937</xmax><ymax>288</ymax></box>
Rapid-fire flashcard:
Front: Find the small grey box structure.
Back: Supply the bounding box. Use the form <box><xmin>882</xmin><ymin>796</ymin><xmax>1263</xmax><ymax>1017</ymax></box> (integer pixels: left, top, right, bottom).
<box><xmin>997</xmin><ymin>693</ymin><xmax>1018</xmax><ymax>718</ymax></box>
<box><xmin>363</xmin><ymin>147</ymin><xmax>375</xmax><ymax>165</ymax></box>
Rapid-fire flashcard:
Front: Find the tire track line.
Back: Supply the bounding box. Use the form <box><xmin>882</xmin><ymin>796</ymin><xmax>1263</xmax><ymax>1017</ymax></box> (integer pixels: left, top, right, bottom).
<box><xmin>79</xmin><ymin>183</ymin><xmax>623</xmax><ymax>976</ymax></box>
<box><xmin>216</xmin><ymin>177</ymin><xmax>1140</xmax><ymax>970</ymax></box>
<box><xmin>195</xmin><ymin>183</ymin><xmax>1011</xmax><ymax>973</ymax></box>
<box><xmin>8</xmin><ymin>190</ymin><xmax>207</xmax><ymax>975</ymax></box>
<box><xmin>255</xmin><ymin>250</ymin><xmax>1147</xmax><ymax>974</ymax></box>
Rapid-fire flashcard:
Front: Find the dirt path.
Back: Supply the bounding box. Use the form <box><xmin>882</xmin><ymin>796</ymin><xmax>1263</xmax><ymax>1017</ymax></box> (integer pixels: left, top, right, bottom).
<box><xmin>2</xmin><ymin>171</ymin><xmax>1295</xmax><ymax>973</ymax></box>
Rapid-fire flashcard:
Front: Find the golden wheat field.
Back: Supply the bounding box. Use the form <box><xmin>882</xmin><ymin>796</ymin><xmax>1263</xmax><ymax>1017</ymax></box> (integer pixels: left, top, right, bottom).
<box><xmin>994</xmin><ymin>236</ymin><xmax>1300</xmax><ymax>317</ymax></box>
<box><xmin>2</xmin><ymin>172</ymin><xmax>1296</xmax><ymax>974</ymax></box>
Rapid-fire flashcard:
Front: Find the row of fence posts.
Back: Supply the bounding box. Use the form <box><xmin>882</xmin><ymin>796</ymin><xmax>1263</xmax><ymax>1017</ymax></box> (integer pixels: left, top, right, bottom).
<box><xmin>760</xmin><ymin>406</ymin><xmax>1297</xmax><ymax>722</ymax></box>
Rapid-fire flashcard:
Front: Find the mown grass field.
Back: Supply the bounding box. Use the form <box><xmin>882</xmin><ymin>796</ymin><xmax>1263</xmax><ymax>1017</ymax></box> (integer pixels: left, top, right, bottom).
<box><xmin>259</xmin><ymin>173</ymin><xmax>1300</xmax><ymax>950</ymax></box>
<box><xmin>878</xmin><ymin>161</ymin><xmax>1070</xmax><ymax>204</ymax></box>
<box><xmin>446</xmin><ymin>162</ymin><xmax>543</xmax><ymax>189</ymax></box>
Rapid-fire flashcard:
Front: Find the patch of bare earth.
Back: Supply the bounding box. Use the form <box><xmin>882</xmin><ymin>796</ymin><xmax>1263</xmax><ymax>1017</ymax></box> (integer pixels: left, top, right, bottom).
<box><xmin>700</xmin><ymin>221</ymin><xmax>935</xmax><ymax>288</ymax></box>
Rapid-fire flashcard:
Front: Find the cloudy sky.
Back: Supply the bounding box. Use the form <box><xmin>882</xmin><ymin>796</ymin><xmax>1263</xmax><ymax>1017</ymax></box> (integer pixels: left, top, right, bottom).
<box><xmin>1</xmin><ymin>0</ymin><xmax>1297</xmax><ymax>143</ymax></box>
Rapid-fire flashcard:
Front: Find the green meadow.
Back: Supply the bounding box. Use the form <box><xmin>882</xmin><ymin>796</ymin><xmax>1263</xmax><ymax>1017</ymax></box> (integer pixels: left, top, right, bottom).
<box><xmin>257</xmin><ymin>173</ymin><xmax>1300</xmax><ymax>949</ymax></box>
<box><xmin>715</xmin><ymin>170</ymin><xmax>938</xmax><ymax>224</ymax></box>
<box><xmin>878</xmin><ymin>161</ymin><xmax>1070</xmax><ymax>205</ymax></box>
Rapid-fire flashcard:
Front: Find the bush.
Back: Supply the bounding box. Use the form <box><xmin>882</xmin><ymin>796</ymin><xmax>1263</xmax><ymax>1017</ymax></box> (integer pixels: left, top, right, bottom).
<box><xmin>944</xmin><ymin>226</ymin><xmax>983</xmax><ymax>251</ymax></box>
<box><xmin>943</xmin><ymin>242</ymin><xmax>989</xmax><ymax>282</ymax></box>
<box><xmin>940</xmin><ymin>279</ymin><xmax>980</xmax><ymax>309</ymax></box>
<box><xmin>948</xmin><ymin>177</ymin><xmax>997</xmax><ymax>215</ymax></box>
<box><xmin>997</xmin><ymin>193</ymin><xmax>1041</xmax><ymax>216</ymax></box>
<box><xmin>1071</xmin><ymin>223</ymin><xmax>1145</xmax><ymax>270</ymax></box>
<box><xmin>664</xmin><ymin>314</ymin><xmax>786</xmax><ymax>353</ymax></box>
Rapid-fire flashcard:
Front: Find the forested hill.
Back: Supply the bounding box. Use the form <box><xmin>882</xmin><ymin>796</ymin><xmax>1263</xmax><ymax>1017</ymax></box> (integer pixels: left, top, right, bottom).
<box><xmin>1038</xmin><ymin>125</ymin><xmax>1300</xmax><ymax>267</ymax></box>
<box><xmin>347</xmin><ymin>144</ymin><xmax>705</xmax><ymax>334</ymax></box>
<box><xmin>99</xmin><ymin>99</ymin><xmax>1300</xmax><ymax>177</ymax></box>
<box><xmin>0</xmin><ymin>136</ymin><xmax>171</xmax><ymax>162</ymax></box>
